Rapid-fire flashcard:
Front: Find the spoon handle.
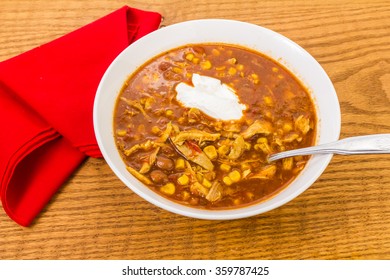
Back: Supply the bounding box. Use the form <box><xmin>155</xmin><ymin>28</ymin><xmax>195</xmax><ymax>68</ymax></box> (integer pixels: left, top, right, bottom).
<box><xmin>268</xmin><ymin>134</ymin><xmax>390</xmax><ymax>161</ymax></box>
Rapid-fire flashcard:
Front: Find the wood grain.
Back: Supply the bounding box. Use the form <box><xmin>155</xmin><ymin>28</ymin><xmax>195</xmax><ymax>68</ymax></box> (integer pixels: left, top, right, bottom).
<box><xmin>0</xmin><ymin>0</ymin><xmax>389</xmax><ymax>260</ymax></box>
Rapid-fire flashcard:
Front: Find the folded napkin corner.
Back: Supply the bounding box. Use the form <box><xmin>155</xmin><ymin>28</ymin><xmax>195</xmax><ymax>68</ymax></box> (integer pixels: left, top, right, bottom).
<box><xmin>0</xmin><ymin>6</ymin><xmax>162</xmax><ymax>226</ymax></box>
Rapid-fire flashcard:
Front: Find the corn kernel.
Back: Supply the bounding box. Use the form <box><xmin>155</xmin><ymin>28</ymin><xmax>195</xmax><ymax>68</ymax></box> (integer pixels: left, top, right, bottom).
<box><xmin>175</xmin><ymin>158</ymin><xmax>185</xmax><ymax>170</ymax></box>
<box><xmin>212</xmin><ymin>49</ymin><xmax>220</xmax><ymax>56</ymax></box>
<box><xmin>218</xmin><ymin>145</ymin><xmax>229</xmax><ymax>156</ymax></box>
<box><xmin>220</xmin><ymin>163</ymin><xmax>231</xmax><ymax>172</ymax></box>
<box><xmin>192</xmin><ymin>57</ymin><xmax>200</xmax><ymax>64</ymax></box>
<box><xmin>203</xmin><ymin>145</ymin><xmax>218</xmax><ymax>160</ymax></box>
<box><xmin>227</xmin><ymin>58</ymin><xmax>237</xmax><ymax>64</ymax></box>
<box><xmin>257</xmin><ymin>137</ymin><xmax>268</xmax><ymax>144</ymax></box>
<box><xmin>223</xmin><ymin>176</ymin><xmax>233</xmax><ymax>186</ymax></box>
<box><xmin>186</xmin><ymin>72</ymin><xmax>192</xmax><ymax>79</ymax></box>
<box><xmin>177</xmin><ymin>174</ymin><xmax>190</xmax><ymax>185</ymax></box>
<box><xmin>228</xmin><ymin>170</ymin><xmax>241</xmax><ymax>183</ymax></box>
<box><xmin>181</xmin><ymin>191</ymin><xmax>191</xmax><ymax>201</ymax></box>
<box><xmin>165</xmin><ymin>109</ymin><xmax>174</xmax><ymax>118</ymax></box>
<box><xmin>264</xmin><ymin>96</ymin><xmax>273</xmax><ymax>106</ymax></box>
<box><xmin>246</xmin><ymin>192</ymin><xmax>255</xmax><ymax>200</ymax></box>
<box><xmin>160</xmin><ymin>183</ymin><xmax>175</xmax><ymax>195</ymax></box>
<box><xmin>228</xmin><ymin>67</ymin><xmax>237</xmax><ymax>75</ymax></box>
<box><xmin>233</xmin><ymin>198</ymin><xmax>241</xmax><ymax>205</ymax></box>
<box><xmin>283</xmin><ymin>122</ymin><xmax>293</xmax><ymax>133</ymax></box>
<box><xmin>116</xmin><ymin>129</ymin><xmax>127</xmax><ymax>137</ymax></box>
<box><xmin>151</xmin><ymin>126</ymin><xmax>160</xmax><ymax>135</ymax></box>
<box><xmin>250</xmin><ymin>73</ymin><xmax>260</xmax><ymax>84</ymax></box>
<box><xmin>185</xmin><ymin>53</ymin><xmax>194</xmax><ymax>61</ymax></box>
<box><xmin>202</xmin><ymin>178</ymin><xmax>212</xmax><ymax>188</ymax></box>
<box><xmin>236</xmin><ymin>64</ymin><xmax>244</xmax><ymax>71</ymax></box>
<box><xmin>200</xmin><ymin>60</ymin><xmax>212</xmax><ymax>70</ymax></box>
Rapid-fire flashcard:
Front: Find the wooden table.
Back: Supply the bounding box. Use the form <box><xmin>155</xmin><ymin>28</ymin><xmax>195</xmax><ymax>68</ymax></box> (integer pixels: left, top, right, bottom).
<box><xmin>1</xmin><ymin>0</ymin><xmax>389</xmax><ymax>260</ymax></box>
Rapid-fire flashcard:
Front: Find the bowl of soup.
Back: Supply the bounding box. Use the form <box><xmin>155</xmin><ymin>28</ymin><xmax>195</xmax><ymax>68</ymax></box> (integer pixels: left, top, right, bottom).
<box><xmin>93</xmin><ymin>19</ymin><xmax>341</xmax><ymax>219</ymax></box>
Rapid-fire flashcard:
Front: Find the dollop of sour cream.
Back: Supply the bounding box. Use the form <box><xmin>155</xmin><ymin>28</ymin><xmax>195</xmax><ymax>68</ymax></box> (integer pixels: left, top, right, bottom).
<box><xmin>175</xmin><ymin>74</ymin><xmax>247</xmax><ymax>120</ymax></box>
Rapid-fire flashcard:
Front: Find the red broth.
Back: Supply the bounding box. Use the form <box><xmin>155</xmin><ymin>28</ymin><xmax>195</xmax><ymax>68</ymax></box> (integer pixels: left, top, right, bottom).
<box><xmin>114</xmin><ymin>43</ymin><xmax>316</xmax><ymax>209</ymax></box>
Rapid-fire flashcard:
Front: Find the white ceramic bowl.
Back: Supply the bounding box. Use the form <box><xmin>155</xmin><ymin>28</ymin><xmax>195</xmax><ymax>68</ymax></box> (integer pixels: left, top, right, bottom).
<box><xmin>93</xmin><ymin>19</ymin><xmax>341</xmax><ymax>220</ymax></box>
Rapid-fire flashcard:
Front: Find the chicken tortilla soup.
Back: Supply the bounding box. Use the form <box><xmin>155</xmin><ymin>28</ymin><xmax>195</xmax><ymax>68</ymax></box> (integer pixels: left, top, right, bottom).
<box><xmin>113</xmin><ymin>43</ymin><xmax>317</xmax><ymax>209</ymax></box>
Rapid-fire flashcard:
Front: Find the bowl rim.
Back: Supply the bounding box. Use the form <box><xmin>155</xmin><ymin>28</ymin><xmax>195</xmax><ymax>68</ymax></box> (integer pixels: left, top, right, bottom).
<box><xmin>93</xmin><ymin>19</ymin><xmax>341</xmax><ymax>220</ymax></box>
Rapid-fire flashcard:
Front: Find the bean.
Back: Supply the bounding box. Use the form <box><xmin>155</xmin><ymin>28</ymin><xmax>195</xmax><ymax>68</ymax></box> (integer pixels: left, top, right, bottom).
<box><xmin>192</xmin><ymin>46</ymin><xmax>205</xmax><ymax>55</ymax></box>
<box><xmin>156</xmin><ymin>156</ymin><xmax>174</xmax><ymax>170</ymax></box>
<box><xmin>158</xmin><ymin>62</ymin><xmax>172</xmax><ymax>71</ymax></box>
<box><xmin>161</xmin><ymin>145</ymin><xmax>175</xmax><ymax>157</ymax></box>
<box><xmin>150</xmin><ymin>170</ymin><xmax>168</xmax><ymax>184</ymax></box>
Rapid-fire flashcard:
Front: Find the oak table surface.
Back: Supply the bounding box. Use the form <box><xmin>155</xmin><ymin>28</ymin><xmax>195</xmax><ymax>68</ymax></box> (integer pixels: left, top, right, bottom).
<box><xmin>0</xmin><ymin>0</ymin><xmax>389</xmax><ymax>260</ymax></box>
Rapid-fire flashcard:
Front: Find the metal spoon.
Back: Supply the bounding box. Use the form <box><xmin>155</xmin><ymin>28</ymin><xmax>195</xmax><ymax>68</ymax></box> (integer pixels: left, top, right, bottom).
<box><xmin>268</xmin><ymin>134</ymin><xmax>390</xmax><ymax>162</ymax></box>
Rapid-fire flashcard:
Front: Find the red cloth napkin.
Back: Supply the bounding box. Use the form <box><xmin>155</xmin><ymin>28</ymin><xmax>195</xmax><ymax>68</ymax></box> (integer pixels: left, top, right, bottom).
<box><xmin>0</xmin><ymin>6</ymin><xmax>162</xmax><ymax>226</ymax></box>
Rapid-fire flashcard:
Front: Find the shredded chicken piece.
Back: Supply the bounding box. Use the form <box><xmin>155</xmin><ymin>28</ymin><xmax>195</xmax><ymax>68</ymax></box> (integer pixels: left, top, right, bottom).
<box><xmin>241</xmin><ymin>120</ymin><xmax>272</xmax><ymax>139</ymax></box>
<box><xmin>172</xmin><ymin>129</ymin><xmax>220</xmax><ymax>145</ymax></box>
<box><xmin>223</xmin><ymin>122</ymin><xmax>242</xmax><ymax>133</ymax></box>
<box><xmin>120</xmin><ymin>97</ymin><xmax>150</xmax><ymax>120</ymax></box>
<box><xmin>185</xmin><ymin>161</ymin><xmax>209</xmax><ymax>197</ymax></box>
<box><xmin>190</xmin><ymin>182</ymin><xmax>209</xmax><ymax>197</ymax></box>
<box><xmin>283</xmin><ymin>132</ymin><xmax>301</xmax><ymax>143</ymax></box>
<box><xmin>126</xmin><ymin>166</ymin><xmax>152</xmax><ymax>185</ymax></box>
<box><xmin>295</xmin><ymin>115</ymin><xmax>311</xmax><ymax>135</ymax></box>
<box><xmin>174</xmin><ymin>141</ymin><xmax>214</xmax><ymax>170</ymax></box>
<box><xmin>205</xmin><ymin>181</ymin><xmax>223</xmax><ymax>202</ymax></box>
<box><xmin>149</xmin><ymin>147</ymin><xmax>160</xmax><ymax>165</ymax></box>
<box><xmin>139</xmin><ymin>162</ymin><xmax>151</xmax><ymax>174</ymax></box>
<box><xmin>249</xmin><ymin>165</ymin><xmax>276</xmax><ymax>180</ymax></box>
<box><xmin>228</xmin><ymin>135</ymin><xmax>246</xmax><ymax>159</ymax></box>
<box><xmin>124</xmin><ymin>143</ymin><xmax>141</xmax><ymax>157</ymax></box>
<box><xmin>124</xmin><ymin>140</ymin><xmax>154</xmax><ymax>156</ymax></box>
<box><xmin>157</xmin><ymin>122</ymin><xmax>173</xmax><ymax>143</ymax></box>
<box><xmin>139</xmin><ymin>146</ymin><xmax>161</xmax><ymax>174</ymax></box>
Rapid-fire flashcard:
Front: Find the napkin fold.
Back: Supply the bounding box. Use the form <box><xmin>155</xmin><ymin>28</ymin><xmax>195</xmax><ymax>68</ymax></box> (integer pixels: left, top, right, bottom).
<box><xmin>0</xmin><ymin>6</ymin><xmax>162</xmax><ymax>226</ymax></box>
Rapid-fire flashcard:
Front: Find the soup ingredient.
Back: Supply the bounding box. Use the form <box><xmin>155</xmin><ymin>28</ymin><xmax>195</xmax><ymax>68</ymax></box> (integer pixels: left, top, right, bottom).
<box><xmin>114</xmin><ymin>43</ymin><xmax>316</xmax><ymax>209</ymax></box>
<box><xmin>175</xmin><ymin>74</ymin><xmax>247</xmax><ymax>120</ymax></box>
